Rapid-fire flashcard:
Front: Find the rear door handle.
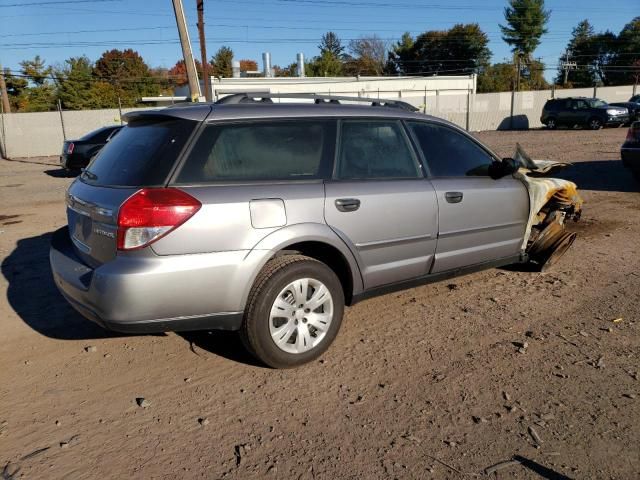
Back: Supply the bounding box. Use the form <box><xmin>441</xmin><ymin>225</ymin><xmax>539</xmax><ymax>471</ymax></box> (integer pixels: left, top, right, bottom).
<box><xmin>445</xmin><ymin>192</ymin><xmax>463</xmax><ymax>204</ymax></box>
<box><xmin>335</xmin><ymin>198</ymin><xmax>361</xmax><ymax>212</ymax></box>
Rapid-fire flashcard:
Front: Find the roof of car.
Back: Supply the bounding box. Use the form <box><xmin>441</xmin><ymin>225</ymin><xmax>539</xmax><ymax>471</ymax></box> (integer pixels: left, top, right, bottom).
<box><xmin>124</xmin><ymin>101</ymin><xmax>443</xmax><ymax>124</ymax></box>
<box><xmin>549</xmin><ymin>97</ymin><xmax>595</xmax><ymax>101</ymax></box>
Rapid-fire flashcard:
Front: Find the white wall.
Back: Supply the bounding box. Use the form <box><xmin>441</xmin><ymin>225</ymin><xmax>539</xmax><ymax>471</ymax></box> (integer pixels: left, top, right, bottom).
<box><xmin>0</xmin><ymin>108</ymin><xmax>145</xmax><ymax>158</ymax></box>
<box><xmin>404</xmin><ymin>84</ymin><xmax>638</xmax><ymax>131</ymax></box>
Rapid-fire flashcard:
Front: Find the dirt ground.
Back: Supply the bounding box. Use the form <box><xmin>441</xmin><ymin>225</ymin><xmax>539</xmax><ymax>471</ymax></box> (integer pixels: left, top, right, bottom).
<box><xmin>1</xmin><ymin>128</ymin><xmax>639</xmax><ymax>479</ymax></box>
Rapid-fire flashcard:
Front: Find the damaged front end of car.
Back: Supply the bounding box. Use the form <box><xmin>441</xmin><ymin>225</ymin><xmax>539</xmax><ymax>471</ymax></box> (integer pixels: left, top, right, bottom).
<box><xmin>511</xmin><ymin>144</ymin><xmax>583</xmax><ymax>271</ymax></box>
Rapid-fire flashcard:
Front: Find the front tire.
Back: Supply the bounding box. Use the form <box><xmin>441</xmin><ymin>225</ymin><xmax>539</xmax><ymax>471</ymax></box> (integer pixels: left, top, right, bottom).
<box><xmin>588</xmin><ymin>117</ymin><xmax>603</xmax><ymax>130</ymax></box>
<box><xmin>241</xmin><ymin>255</ymin><xmax>345</xmax><ymax>368</ymax></box>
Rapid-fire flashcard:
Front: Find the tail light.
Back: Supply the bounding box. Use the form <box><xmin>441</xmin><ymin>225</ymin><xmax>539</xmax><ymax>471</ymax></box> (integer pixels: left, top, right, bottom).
<box><xmin>67</xmin><ymin>142</ymin><xmax>75</xmax><ymax>154</ymax></box>
<box><xmin>117</xmin><ymin>188</ymin><xmax>201</xmax><ymax>251</ymax></box>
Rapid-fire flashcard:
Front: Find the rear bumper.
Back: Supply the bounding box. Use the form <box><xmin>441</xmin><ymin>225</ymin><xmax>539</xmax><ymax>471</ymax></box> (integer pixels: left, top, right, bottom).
<box><xmin>60</xmin><ymin>153</ymin><xmax>85</xmax><ymax>170</ymax></box>
<box><xmin>60</xmin><ymin>154</ymin><xmax>85</xmax><ymax>170</ymax></box>
<box><xmin>49</xmin><ymin>227</ymin><xmax>254</xmax><ymax>333</ymax></box>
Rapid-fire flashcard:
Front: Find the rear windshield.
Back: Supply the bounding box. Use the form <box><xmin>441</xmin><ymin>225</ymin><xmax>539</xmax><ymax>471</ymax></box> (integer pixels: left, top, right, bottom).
<box><xmin>80</xmin><ymin>118</ymin><xmax>196</xmax><ymax>187</ymax></box>
<box><xmin>79</xmin><ymin>126</ymin><xmax>119</xmax><ymax>143</ymax></box>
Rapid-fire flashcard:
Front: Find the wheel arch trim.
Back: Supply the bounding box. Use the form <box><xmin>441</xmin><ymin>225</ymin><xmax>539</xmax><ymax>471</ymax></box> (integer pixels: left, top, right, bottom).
<box><xmin>240</xmin><ymin>223</ymin><xmax>365</xmax><ymax>309</ymax></box>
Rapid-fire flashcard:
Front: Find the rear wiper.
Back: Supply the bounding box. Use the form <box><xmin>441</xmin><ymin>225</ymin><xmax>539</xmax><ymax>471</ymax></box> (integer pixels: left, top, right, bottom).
<box><xmin>81</xmin><ymin>169</ymin><xmax>97</xmax><ymax>181</ymax></box>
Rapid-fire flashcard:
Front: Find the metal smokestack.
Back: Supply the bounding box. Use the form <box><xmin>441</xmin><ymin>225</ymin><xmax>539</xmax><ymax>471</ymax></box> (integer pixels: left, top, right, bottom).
<box><xmin>262</xmin><ymin>52</ymin><xmax>272</xmax><ymax>77</ymax></box>
<box><xmin>296</xmin><ymin>53</ymin><xmax>305</xmax><ymax>77</ymax></box>
<box><xmin>232</xmin><ymin>60</ymin><xmax>241</xmax><ymax>78</ymax></box>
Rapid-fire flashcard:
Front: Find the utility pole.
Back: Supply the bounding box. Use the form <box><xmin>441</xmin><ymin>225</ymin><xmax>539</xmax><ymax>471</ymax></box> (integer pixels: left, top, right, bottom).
<box><xmin>196</xmin><ymin>0</ymin><xmax>212</xmax><ymax>101</ymax></box>
<box><xmin>515</xmin><ymin>54</ymin><xmax>521</xmax><ymax>92</ymax></box>
<box><xmin>561</xmin><ymin>49</ymin><xmax>577</xmax><ymax>86</ymax></box>
<box><xmin>172</xmin><ymin>0</ymin><xmax>201</xmax><ymax>102</ymax></box>
<box><xmin>0</xmin><ymin>64</ymin><xmax>11</xmax><ymax>114</ymax></box>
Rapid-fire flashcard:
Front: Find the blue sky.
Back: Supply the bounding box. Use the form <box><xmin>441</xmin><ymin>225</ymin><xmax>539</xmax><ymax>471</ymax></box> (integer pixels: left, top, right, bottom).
<box><xmin>1</xmin><ymin>0</ymin><xmax>638</xmax><ymax>81</ymax></box>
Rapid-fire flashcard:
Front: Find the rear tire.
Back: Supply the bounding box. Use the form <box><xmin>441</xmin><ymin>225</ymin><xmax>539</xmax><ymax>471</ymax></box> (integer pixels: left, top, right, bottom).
<box><xmin>546</xmin><ymin>117</ymin><xmax>557</xmax><ymax>130</ymax></box>
<box><xmin>240</xmin><ymin>255</ymin><xmax>345</xmax><ymax>368</ymax></box>
<box><xmin>588</xmin><ymin>117</ymin><xmax>603</xmax><ymax>130</ymax></box>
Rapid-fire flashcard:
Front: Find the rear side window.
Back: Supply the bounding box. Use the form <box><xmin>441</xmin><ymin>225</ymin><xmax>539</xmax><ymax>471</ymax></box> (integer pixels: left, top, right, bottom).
<box><xmin>176</xmin><ymin>120</ymin><xmax>333</xmax><ymax>182</ymax></box>
<box><xmin>408</xmin><ymin>122</ymin><xmax>495</xmax><ymax>177</ymax></box>
<box><xmin>572</xmin><ymin>100</ymin><xmax>589</xmax><ymax>110</ymax></box>
<box><xmin>336</xmin><ymin>120</ymin><xmax>420</xmax><ymax>179</ymax></box>
<box><xmin>81</xmin><ymin>119</ymin><xmax>195</xmax><ymax>187</ymax></box>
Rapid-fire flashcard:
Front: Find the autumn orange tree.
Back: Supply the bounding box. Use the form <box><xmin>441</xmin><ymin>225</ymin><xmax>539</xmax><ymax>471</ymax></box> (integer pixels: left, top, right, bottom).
<box><xmin>93</xmin><ymin>49</ymin><xmax>160</xmax><ymax>106</ymax></box>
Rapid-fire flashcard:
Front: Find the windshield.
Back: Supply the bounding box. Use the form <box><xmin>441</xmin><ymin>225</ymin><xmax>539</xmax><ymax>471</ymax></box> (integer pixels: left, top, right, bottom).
<box><xmin>80</xmin><ymin>118</ymin><xmax>196</xmax><ymax>187</ymax></box>
<box><xmin>589</xmin><ymin>99</ymin><xmax>607</xmax><ymax>108</ymax></box>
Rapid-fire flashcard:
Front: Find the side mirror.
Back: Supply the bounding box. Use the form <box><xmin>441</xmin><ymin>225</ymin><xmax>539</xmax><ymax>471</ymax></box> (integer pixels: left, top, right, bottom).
<box><xmin>488</xmin><ymin>158</ymin><xmax>519</xmax><ymax>180</ymax></box>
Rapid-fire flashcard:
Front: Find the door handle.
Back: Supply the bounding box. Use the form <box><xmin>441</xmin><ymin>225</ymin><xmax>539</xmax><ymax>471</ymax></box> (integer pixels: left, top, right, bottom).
<box><xmin>445</xmin><ymin>192</ymin><xmax>463</xmax><ymax>204</ymax></box>
<box><xmin>335</xmin><ymin>198</ymin><xmax>361</xmax><ymax>212</ymax></box>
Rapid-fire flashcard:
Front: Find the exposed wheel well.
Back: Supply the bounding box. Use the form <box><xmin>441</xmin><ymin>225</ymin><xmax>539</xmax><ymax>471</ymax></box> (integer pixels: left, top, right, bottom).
<box><xmin>275</xmin><ymin>241</ymin><xmax>355</xmax><ymax>305</ymax></box>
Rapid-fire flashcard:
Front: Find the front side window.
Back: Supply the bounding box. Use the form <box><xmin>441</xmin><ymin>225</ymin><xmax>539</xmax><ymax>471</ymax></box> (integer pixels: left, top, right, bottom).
<box><xmin>336</xmin><ymin>120</ymin><xmax>420</xmax><ymax>180</ymax></box>
<box><xmin>408</xmin><ymin>122</ymin><xmax>495</xmax><ymax>177</ymax></box>
<box><xmin>177</xmin><ymin>120</ymin><xmax>332</xmax><ymax>182</ymax></box>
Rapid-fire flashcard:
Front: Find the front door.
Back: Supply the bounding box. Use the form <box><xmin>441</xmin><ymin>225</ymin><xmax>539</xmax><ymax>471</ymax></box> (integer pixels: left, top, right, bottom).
<box><xmin>407</xmin><ymin>121</ymin><xmax>530</xmax><ymax>273</ymax></box>
<box><xmin>324</xmin><ymin>119</ymin><xmax>439</xmax><ymax>289</ymax></box>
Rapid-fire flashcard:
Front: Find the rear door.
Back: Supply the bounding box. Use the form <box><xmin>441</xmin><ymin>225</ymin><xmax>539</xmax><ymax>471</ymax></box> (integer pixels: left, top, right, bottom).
<box><xmin>164</xmin><ymin>118</ymin><xmax>335</xmax><ymax>255</ymax></box>
<box><xmin>567</xmin><ymin>99</ymin><xmax>590</xmax><ymax>126</ymax></box>
<box><xmin>407</xmin><ymin>121</ymin><xmax>529</xmax><ymax>273</ymax></box>
<box><xmin>324</xmin><ymin>119</ymin><xmax>438</xmax><ymax>289</ymax></box>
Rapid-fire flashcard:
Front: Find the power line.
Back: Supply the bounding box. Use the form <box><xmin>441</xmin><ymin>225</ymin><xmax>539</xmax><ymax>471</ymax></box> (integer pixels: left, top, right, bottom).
<box><xmin>216</xmin><ymin>0</ymin><xmax>640</xmax><ymax>13</ymax></box>
<box><xmin>0</xmin><ymin>25</ymin><xmax>590</xmax><ymax>39</ymax></box>
<box><xmin>0</xmin><ymin>0</ymin><xmax>120</xmax><ymax>7</ymax></box>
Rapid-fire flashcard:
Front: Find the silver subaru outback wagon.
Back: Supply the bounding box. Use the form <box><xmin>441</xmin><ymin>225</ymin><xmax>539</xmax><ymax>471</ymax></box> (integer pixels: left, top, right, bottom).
<box><xmin>50</xmin><ymin>94</ymin><xmax>582</xmax><ymax>368</ymax></box>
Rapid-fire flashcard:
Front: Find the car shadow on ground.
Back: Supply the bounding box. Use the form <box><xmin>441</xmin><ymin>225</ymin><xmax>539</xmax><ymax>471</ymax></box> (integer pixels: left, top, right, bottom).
<box><xmin>177</xmin><ymin>331</ymin><xmax>265</xmax><ymax>368</ymax></box>
<box><xmin>497</xmin><ymin>115</ymin><xmax>530</xmax><ymax>130</ymax></box>
<box><xmin>1</xmin><ymin>231</ymin><xmax>116</xmax><ymax>340</ymax></box>
<box><xmin>553</xmin><ymin>159</ymin><xmax>639</xmax><ymax>193</ymax></box>
<box><xmin>44</xmin><ymin>168</ymin><xmax>79</xmax><ymax>178</ymax></box>
<box><xmin>2</xmin><ymin>231</ymin><xmax>261</xmax><ymax>366</ymax></box>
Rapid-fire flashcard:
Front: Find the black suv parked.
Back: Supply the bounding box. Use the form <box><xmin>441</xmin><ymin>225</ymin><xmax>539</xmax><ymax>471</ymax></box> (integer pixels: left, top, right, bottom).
<box><xmin>541</xmin><ymin>97</ymin><xmax>628</xmax><ymax>130</ymax></box>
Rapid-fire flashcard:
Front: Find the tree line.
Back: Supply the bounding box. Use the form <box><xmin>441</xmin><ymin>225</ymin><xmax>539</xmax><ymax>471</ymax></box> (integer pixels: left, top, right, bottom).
<box><xmin>2</xmin><ymin>0</ymin><xmax>639</xmax><ymax>112</ymax></box>
<box><xmin>1</xmin><ymin>45</ymin><xmax>254</xmax><ymax>112</ymax></box>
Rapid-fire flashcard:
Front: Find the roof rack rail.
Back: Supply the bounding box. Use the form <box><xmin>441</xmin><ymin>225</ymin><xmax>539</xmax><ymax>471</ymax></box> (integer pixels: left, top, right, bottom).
<box><xmin>214</xmin><ymin>93</ymin><xmax>419</xmax><ymax>112</ymax></box>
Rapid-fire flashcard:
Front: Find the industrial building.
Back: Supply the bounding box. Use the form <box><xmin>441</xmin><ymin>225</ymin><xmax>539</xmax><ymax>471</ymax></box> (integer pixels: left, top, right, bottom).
<box><xmin>145</xmin><ymin>52</ymin><xmax>477</xmax><ymax>106</ymax></box>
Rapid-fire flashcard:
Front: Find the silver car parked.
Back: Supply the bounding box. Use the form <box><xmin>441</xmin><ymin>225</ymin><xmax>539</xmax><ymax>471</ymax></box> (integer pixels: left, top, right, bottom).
<box><xmin>50</xmin><ymin>94</ymin><xmax>582</xmax><ymax>368</ymax></box>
